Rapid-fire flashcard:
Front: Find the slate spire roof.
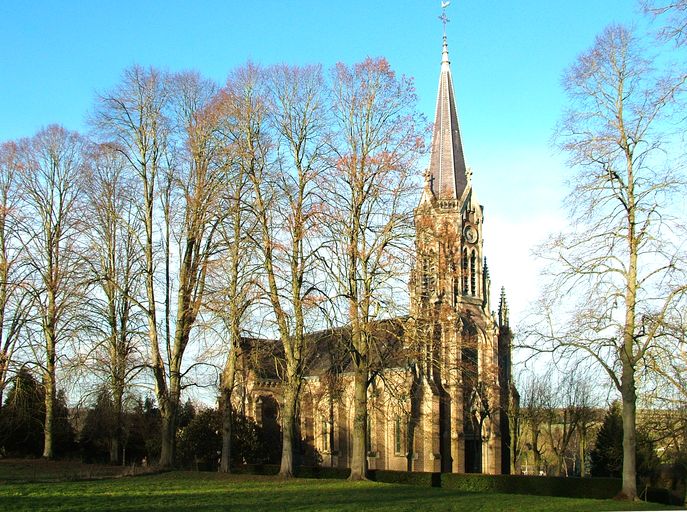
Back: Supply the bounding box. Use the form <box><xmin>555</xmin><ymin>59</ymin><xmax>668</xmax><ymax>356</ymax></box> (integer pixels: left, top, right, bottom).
<box><xmin>427</xmin><ymin>35</ymin><xmax>469</xmax><ymax>200</ymax></box>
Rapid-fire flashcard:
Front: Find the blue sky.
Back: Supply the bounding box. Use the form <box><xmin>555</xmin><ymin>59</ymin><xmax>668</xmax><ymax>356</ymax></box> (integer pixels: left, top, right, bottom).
<box><xmin>0</xmin><ymin>0</ymin><xmax>646</xmax><ymax>323</ymax></box>
<box><xmin>0</xmin><ymin>1</ymin><xmax>638</xmax><ymax>142</ymax></box>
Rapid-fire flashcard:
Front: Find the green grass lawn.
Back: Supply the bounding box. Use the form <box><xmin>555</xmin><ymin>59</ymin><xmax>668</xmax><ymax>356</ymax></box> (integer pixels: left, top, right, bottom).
<box><xmin>0</xmin><ymin>471</ymin><xmax>682</xmax><ymax>512</ymax></box>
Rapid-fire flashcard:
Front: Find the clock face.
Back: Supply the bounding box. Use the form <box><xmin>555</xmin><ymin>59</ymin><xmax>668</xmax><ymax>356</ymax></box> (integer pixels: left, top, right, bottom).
<box><xmin>464</xmin><ymin>225</ymin><xmax>478</xmax><ymax>244</ymax></box>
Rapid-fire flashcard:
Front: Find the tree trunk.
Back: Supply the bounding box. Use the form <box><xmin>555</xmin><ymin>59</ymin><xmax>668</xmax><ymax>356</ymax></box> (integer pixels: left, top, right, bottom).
<box><xmin>510</xmin><ymin>414</ymin><xmax>518</xmax><ymax>474</ymax></box>
<box><xmin>220</xmin><ymin>295</ymin><xmax>240</xmax><ymax>473</ymax></box>
<box><xmin>510</xmin><ymin>442</ymin><xmax>516</xmax><ymax>474</ymax></box>
<box><xmin>579</xmin><ymin>432</ymin><xmax>586</xmax><ymax>477</ymax></box>
<box><xmin>532</xmin><ymin>438</ymin><xmax>542</xmax><ymax>474</ymax></box>
<box><xmin>349</xmin><ymin>366</ymin><xmax>368</xmax><ymax>480</ymax></box>
<box><xmin>111</xmin><ymin>383</ymin><xmax>123</xmax><ymax>465</ymax></box>
<box><xmin>620</xmin><ymin>361</ymin><xmax>638</xmax><ymax>499</ymax></box>
<box><xmin>620</xmin><ymin>148</ymin><xmax>639</xmax><ymax>500</ymax></box>
<box><xmin>159</xmin><ymin>400</ymin><xmax>177</xmax><ymax>468</ymax></box>
<box><xmin>220</xmin><ymin>347</ymin><xmax>238</xmax><ymax>473</ymax></box>
<box><xmin>110</xmin><ymin>436</ymin><xmax>120</xmax><ymax>466</ymax></box>
<box><xmin>42</xmin><ymin>327</ymin><xmax>56</xmax><ymax>459</ymax></box>
<box><xmin>558</xmin><ymin>455</ymin><xmax>567</xmax><ymax>477</ymax></box>
<box><xmin>279</xmin><ymin>381</ymin><xmax>298</xmax><ymax>478</ymax></box>
<box><xmin>220</xmin><ymin>389</ymin><xmax>233</xmax><ymax>473</ymax></box>
<box><xmin>42</xmin><ymin>368</ymin><xmax>55</xmax><ymax>459</ymax></box>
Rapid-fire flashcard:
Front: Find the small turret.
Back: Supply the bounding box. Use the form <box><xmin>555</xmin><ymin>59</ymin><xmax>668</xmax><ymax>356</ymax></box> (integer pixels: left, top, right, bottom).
<box><xmin>419</xmin><ymin>168</ymin><xmax>435</xmax><ymax>206</ymax></box>
<box><xmin>498</xmin><ymin>287</ymin><xmax>509</xmax><ymax>330</ymax></box>
<box><xmin>482</xmin><ymin>257</ymin><xmax>491</xmax><ymax>311</ymax></box>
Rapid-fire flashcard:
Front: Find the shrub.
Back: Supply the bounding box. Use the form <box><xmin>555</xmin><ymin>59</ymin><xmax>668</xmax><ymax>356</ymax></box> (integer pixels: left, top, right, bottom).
<box><xmin>591</xmin><ymin>402</ymin><xmax>660</xmax><ymax>480</ymax></box>
<box><xmin>230</xmin><ymin>410</ymin><xmax>276</xmax><ymax>465</ymax></box>
<box><xmin>369</xmin><ymin>470</ymin><xmax>439</xmax><ymax>487</ymax></box>
<box><xmin>642</xmin><ymin>486</ymin><xmax>683</xmax><ymax>506</ymax></box>
<box><xmin>231</xmin><ymin>464</ymin><xmax>280</xmax><ymax>475</ymax></box>
<box><xmin>79</xmin><ymin>388</ymin><xmax>117</xmax><ymax>463</ymax></box>
<box><xmin>441</xmin><ymin>473</ymin><xmax>621</xmax><ymax>499</ymax></box>
<box><xmin>0</xmin><ymin>369</ymin><xmax>74</xmax><ymax>458</ymax></box>
<box><xmin>369</xmin><ymin>470</ymin><xmax>622</xmax><ymax>500</ymax></box>
<box><xmin>296</xmin><ymin>466</ymin><xmax>350</xmax><ymax>479</ymax></box>
<box><xmin>176</xmin><ymin>408</ymin><xmax>222</xmax><ymax>471</ymax></box>
<box><xmin>231</xmin><ymin>464</ymin><xmax>350</xmax><ymax>479</ymax></box>
<box><xmin>0</xmin><ymin>368</ymin><xmax>45</xmax><ymax>457</ymax></box>
<box><xmin>124</xmin><ymin>395</ymin><xmax>162</xmax><ymax>464</ymax></box>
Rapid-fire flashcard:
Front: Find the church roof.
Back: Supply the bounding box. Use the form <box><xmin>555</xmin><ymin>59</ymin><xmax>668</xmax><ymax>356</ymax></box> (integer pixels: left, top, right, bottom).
<box><xmin>426</xmin><ymin>36</ymin><xmax>469</xmax><ymax>200</ymax></box>
<box><xmin>304</xmin><ymin>317</ymin><xmax>407</xmax><ymax>376</ymax></box>
<box><xmin>239</xmin><ymin>318</ymin><xmax>408</xmax><ymax>381</ymax></box>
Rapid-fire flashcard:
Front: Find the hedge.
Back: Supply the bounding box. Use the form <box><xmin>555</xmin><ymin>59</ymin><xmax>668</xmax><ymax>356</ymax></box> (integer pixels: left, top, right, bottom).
<box><xmin>642</xmin><ymin>486</ymin><xmax>685</xmax><ymax>506</ymax></box>
<box><xmin>441</xmin><ymin>473</ymin><xmax>621</xmax><ymax>500</ymax></box>
<box><xmin>231</xmin><ymin>464</ymin><xmax>350</xmax><ymax>479</ymax></box>
<box><xmin>295</xmin><ymin>466</ymin><xmax>350</xmax><ymax>479</ymax></box>
<box><xmin>232</xmin><ymin>465</ymin><xmax>682</xmax><ymax>505</ymax></box>
<box><xmin>231</xmin><ymin>464</ymin><xmax>280</xmax><ymax>475</ymax></box>
<box><xmin>370</xmin><ymin>470</ymin><xmax>621</xmax><ymax>500</ymax></box>
<box><xmin>369</xmin><ymin>470</ymin><xmax>440</xmax><ymax>487</ymax></box>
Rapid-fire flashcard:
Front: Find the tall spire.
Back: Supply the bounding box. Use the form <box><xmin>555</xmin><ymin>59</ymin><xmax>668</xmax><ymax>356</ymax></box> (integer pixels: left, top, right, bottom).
<box><xmin>425</xmin><ymin>31</ymin><xmax>469</xmax><ymax>201</ymax></box>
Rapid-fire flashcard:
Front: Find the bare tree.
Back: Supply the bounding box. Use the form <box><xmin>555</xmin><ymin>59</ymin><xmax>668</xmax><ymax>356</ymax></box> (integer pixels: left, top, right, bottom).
<box><xmin>242</xmin><ymin>63</ymin><xmax>329</xmax><ymax>477</ymax></box>
<box><xmin>19</xmin><ymin>125</ymin><xmax>86</xmax><ymax>459</ymax></box>
<box><xmin>508</xmin><ymin>379</ymin><xmax>523</xmax><ymax>474</ymax></box>
<box><xmin>543</xmin><ymin>374</ymin><xmax>597</xmax><ymax>476</ymax></box>
<box><xmin>211</xmin><ymin>219</ymin><xmax>256</xmax><ymax>474</ymax></box>
<box><xmin>519</xmin><ymin>373</ymin><xmax>552</xmax><ymax>474</ymax></box>
<box><xmin>267</xmin><ymin>63</ymin><xmax>330</xmax><ymax>477</ymax></box>
<box><xmin>159</xmin><ymin>70</ymin><xmax>225</xmax><ymax>466</ymax></box>
<box><xmin>520</xmin><ymin>372</ymin><xmax>598</xmax><ymax>477</ymax></box>
<box><xmin>638</xmin><ymin>389</ymin><xmax>687</xmax><ymax>464</ymax></box>
<box><xmin>641</xmin><ymin>309</ymin><xmax>687</xmax><ymax>452</ymax></box>
<box><xmin>81</xmin><ymin>143</ymin><xmax>145</xmax><ymax>464</ymax></box>
<box><xmin>93</xmin><ymin>66</ymin><xmax>172</xmax><ymax>464</ymax></box>
<box><xmin>523</xmin><ymin>25</ymin><xmax>687</xmax><ymax>499</ymax></box>
<box><xmin>206</xmin><ymin>66</ymin><xmax>262</xmax><ymax>473</ymax></box>
<box><xmin>325</xmin><ymin>57</ymin><xmax>424</xmax><ymax>480</ymax></box>
<box><xmin>642</xmin><ymin>0</ymin><xmax>687</xmax><ymax>46</ymax></box>
<box><xmin>0</xmin><ymin>142</ymin><xmax>33</xmax><ymax>408</ymax></box>
<box><xmin>93</xmin><ymin>67</ymin><xmax>225</xmax><ymax>466</ymax></box>
<box><xmin>572</xmin><ymin>380</ymin><xmax>599</xmax><ymax>478</ymax></box>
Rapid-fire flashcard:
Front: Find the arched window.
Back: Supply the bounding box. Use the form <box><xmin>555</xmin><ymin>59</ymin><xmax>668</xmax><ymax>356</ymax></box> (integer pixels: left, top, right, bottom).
<box><xmin>452</xmin><ymin>262</ymin><xmax>459</xmax><ymax>306</ymax></box>
<box><xmin>470</xmin><ymin>250</ymin><xmax>476</xmax><ymax>296</ymax></box>
<box><xmin>462</xmin><ymin>248</ymin><xmax>468</xmax><ymax>295</ymax></box>
<box><xmin>421</xmin><ymin>256</ymin><xmax>430</xmax><ymax>297</ymax></box>
<box><xmin>394</xmin><ymin>416</ymin><xmax>403</xmax><ymax>454</ymax></box>
<box><xmin>461</xmin><ymin>320</ymin><xmax>479</xmax><ymax>384</ymax></box>
<box><xmin>421</xmin><ymin>254</ymin><xmax>436</xmax><ymax>298</ymax></box>
<box><xmin>322</xmin><ymin>418</ymin><xmax>330</xmax><ymax>452</ymax></box>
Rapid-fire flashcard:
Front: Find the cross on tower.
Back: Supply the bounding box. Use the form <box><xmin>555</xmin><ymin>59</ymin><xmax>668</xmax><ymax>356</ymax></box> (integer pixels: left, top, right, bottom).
<box><xmin>424</xmin><ymin>169</ymin><xmax>435</xmax><ymax>191</ymax></box>
<box><xmin>439</xmin><ymin>1</ymin><xmax>451</xmax><ymax>35</ymax></box>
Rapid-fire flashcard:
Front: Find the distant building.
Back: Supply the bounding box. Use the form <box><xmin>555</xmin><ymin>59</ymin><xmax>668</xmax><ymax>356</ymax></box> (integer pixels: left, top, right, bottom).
<box><xmin>237</xmin><ymin>34</ymin><xmax>514</xmax><ymax>475</ymax></box>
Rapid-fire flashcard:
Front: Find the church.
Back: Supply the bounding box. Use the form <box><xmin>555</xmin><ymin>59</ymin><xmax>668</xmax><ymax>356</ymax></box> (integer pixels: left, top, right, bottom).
<box><xmin>238</xmin><ymin>33</ymin><xmax>514</xmax><ymax>475</ymax></box>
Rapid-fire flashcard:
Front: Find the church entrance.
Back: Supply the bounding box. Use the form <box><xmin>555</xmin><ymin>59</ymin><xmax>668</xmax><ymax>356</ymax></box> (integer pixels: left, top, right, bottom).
<box><xmin>464</xmin><ymin>435</ymin><xmax>482</xmax><ymax>473</ymax></box>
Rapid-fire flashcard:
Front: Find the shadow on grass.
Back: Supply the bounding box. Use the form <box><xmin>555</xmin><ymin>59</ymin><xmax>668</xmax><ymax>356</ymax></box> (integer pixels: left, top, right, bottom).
<box><xmin>0</xmin><ymin>473</ymin><xmax>679</xmax><ymax>512</ymax></box>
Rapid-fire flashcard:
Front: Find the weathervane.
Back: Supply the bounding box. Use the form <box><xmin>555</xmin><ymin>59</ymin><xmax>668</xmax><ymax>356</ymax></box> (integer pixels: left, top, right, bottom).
<box><xmin>439</xmin><ymin>1</ymin><xmax>451</xmax><ymax>36</ymax></box>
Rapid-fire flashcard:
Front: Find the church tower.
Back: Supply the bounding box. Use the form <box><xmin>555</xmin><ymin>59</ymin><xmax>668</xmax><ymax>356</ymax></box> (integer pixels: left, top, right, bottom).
<box><xmin>408</xmin><ymin>32</ymin><xmax>511</xmax><ymax>475</ymax></box>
